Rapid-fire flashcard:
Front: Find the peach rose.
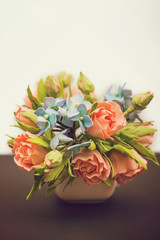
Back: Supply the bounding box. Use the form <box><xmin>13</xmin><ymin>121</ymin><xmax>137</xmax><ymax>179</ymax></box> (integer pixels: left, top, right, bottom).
<box><xmin>86</xmin><ymin>102</ymin><xmax>126</xmax><ymax>140</ymax></box>
<box><xmin>138</xmin><ymin>123</ymin><xmax>154</xmax><ymax>146</ymax></box>
<box><xmin>15</xmin><ymin>107</ymin><xmax>36</xmax><ymax>127</ymax></box>
<box><xmin>12</xmin><ymin>132</ymin><xmax>48</xmax><ymax>171</ymax></box>
<box><xmin>109</xmin><ymin>150</ymin><xmax>147</xmax><ymax>184</ymax></box>
<box><xmin>72</xmin><ymin>148</ymin><xmax>111</xmax><ymax>184</ymax></box>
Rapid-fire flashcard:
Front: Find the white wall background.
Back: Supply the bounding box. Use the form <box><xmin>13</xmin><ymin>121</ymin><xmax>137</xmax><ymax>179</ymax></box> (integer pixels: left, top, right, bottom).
<box><xmin>0</xmin><ymin>0</ymin><xmax>160</xmax><ymax>154</ymax></box>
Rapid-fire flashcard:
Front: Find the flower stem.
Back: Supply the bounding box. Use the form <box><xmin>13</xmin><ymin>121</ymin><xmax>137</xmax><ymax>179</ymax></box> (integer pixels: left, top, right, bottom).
<box><xmin>123</xmin><ymin>105</ymin><xmax>135</xmax><ymax>117</ymax></box>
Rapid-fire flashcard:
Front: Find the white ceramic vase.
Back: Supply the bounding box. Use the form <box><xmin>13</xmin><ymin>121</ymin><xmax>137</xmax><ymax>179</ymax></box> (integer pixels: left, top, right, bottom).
<box><xmin>55</xmin><ymin>177</ymin><xmax>117</xmax><ymax>203</ymax></box>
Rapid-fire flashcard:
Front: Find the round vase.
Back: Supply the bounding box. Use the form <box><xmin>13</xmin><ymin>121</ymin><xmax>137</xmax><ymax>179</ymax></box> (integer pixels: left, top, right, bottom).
<box><xmin>55</xmin><ymin>177</ymin><xmax>117</xmax><ymax>203</ymax></box>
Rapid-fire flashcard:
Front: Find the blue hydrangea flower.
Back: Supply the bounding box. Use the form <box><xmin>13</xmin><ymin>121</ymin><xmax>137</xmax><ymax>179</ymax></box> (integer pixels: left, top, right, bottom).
<box><xmin>34</xmin><ymin>107</ymin><xmax>60</xmax><ymax>135</ymax></box>
<box><xmin>70</xmin><ymin>92</ymin><xmax>91</xmax><ymax>109</ymax></box>
<box><xmin>69</xmin><ymin>103</ymin><xmax>93</xmax><ymax>132</ymax></box>
<box><xmin>68</xmin><ymin>142</ymin><xmax>91</xmax><ymax>155</ymax></box>
<box><xmin>57</xmin><ymin>98</ymin><xmax>74</xmax><ymax>127</ymax></box>
<box><xmin>104</xmin><ymin>85</ymin><xmax>124</xmax><ymax>103</ymax></box>
<box><xmin>43</xmin><ymin>97</ymin><xmax>66</xmax><ymax>109</ymax></box>
<box><xmin>50</xmin><ymin>129</ymin><xmax>73</xmax><ymax>149</ymax></box>
<box><xmin>67</xmin><ymin>93</ymin><xmax>91</xmax><ymax>119</ymax></box>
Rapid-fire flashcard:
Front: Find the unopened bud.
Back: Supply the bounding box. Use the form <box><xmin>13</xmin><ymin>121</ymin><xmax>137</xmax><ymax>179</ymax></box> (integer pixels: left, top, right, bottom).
<box><xmin>132</xmin><ymin>91</ymin><xmax>154</xmax><ymax>110</ymax></box>
<box><xmin>78</xmin><ymin>72</ymin><xmax>95</xmax><ymax>94</ymax></box>
<box><xmin>45</xmin><ymin>75</ymin><xmax>63</xmax><ymax>97</ymax></box>
<box><xmin>58</xmin><ymin>71</ymin><xmax>72</xmax><ymax>88</ymax></box>
<box><xmin>45</xmin><ymin>150</ymin><xmax>63</xmax><ymax>168</ymax></box>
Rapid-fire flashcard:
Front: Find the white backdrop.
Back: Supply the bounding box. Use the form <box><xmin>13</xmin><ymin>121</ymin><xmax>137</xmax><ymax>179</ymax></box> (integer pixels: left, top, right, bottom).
<box><xmin>0</xmin><ymin>0</ymin><xmax>160</xmax><ymax>154</ymax></box>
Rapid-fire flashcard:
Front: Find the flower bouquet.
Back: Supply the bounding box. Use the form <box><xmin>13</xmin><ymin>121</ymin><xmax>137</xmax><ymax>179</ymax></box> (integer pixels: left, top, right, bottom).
<box><xmin>7</xmin><ymin>72</ymin><xmax>159</xmax><ymax>202</ymax></box>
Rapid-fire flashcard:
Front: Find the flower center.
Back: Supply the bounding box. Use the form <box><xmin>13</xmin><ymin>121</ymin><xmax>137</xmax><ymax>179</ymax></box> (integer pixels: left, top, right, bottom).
<box><xmin>115</xmin><ymin>91</ymin><xmax>119</xmax><ymax>97</ymax></box>
<box><xmin>80</xmin><ymin>116</ymin><xmax>84</xmax><ymax>120</ymax></box>
<box><xmin>75</xmin><ymin>103</ymin><xmax>79</xmax><ymax>107</ymax></box>
<box><xmin>44</xmin><ymin>114</ymin><xmax>49</xmax><ymax>119</ymax></box>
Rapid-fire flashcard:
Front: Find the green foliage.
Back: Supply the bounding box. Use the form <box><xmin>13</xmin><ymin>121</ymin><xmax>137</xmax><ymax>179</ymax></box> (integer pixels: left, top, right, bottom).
<box><xmin>88</xmin><ymin>140</ymin><xmax>96</xmax><ymax>150</ymax></box>
<box><xmin>119</xmin><ymin>122</ymin><xmax>157</xmax><ymax>139</ymax></box>
<box><xmin>26</xmin><ymin>174</ymin><xmax>43</xmax><ymax>200</ymax></box>
<box><xmin>45</xmin><ymin>168</ymin><xmax>69</xmax><ymax>196</ymax></box>
<box><xmin>112</xmin><ymin>144</ymin><xmax>147</xmax><ymax>169</ymax></box>
<box><xmin>27</xmin><ymin>137</ymin><xmax>50</xmax><ymax>149</ymax></box>
<box><xmin>27</xmin><ymin>85</ymin><xmax>42</xmax><ymax>109</ymax></box>
<box><xmin>44</xmin><ymin>165</ymin><xmax>64</xmax><ymax>182</ymax></box>
<box><xmin>37</xmin><ymin>78</ymin><xmax>47</xmax><ymax>103</ymax></box>
<box><xmin>21</xmin><ymin>112</ymin><xmax>37</xmax><ymax>122</ymax></box>
<box><xmin>67</xmin><ymin>158</ymin><xmax>75</xmax><ymax>177</ymax></box>
<box><xmin>11</xmin><ymin>120</ymin><xmax>40</xmax><ymax>134</ymax></box>
<box><xmin>88</xmin><ymin>102</ymin><xmax>97</xmax><ymax>116</ymax></box>
<box><xmin>102</xmin><ymin>179</ymin><xmax>111</xmax><ymax>187</ymax></box>
<box><xmin>78</xmin><ymin>72</ymin><xmax>95</xmax><ymax>94</ymax></box>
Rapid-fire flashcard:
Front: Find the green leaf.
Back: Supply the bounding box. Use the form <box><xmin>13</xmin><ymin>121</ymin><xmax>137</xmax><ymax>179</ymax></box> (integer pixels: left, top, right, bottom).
<box><xmin>12</xmin><ymin>120</ymin><xmax>40</xmax><ymax>134</ymax></box>
<box><xmin>44</xmin><ymin>164</ymin><xmax>64</xmax><ymax>182</ymax></box>
<box><xmin>45</xmin><ymin>129</ymin><xmax>52</xmax><ymax>140</ymax></box>
<box><xmin>21</xmin><ymin>112</ymin><xmax>37</xmax><ymax>123</ymax></box>
<box><xmin>7</xmin><ymin>139</ymin><xmax>14</xmax><ymax>147</ymax></box>
<box><xmin>45</xmin><ymin>168</ymin><xmax>69</xmax><ymax>196</ymax></box>
<box><xmin>102</xmin><ymin>179</ymin><xmax>111</xmax><ymax>187</ymax></box>
<box><xmin>113</xmin><ymin>144</ymin><xmax>147</xmax><ymax>170</ymax></box>
<box><xmin>27</xmin><ymin>85</ymin><xmax>42</xmax><ymax>109</ymax></box>
<box><xmin>27</xmin><ymin>137</ymin><xmax>50</xmax><ymax>149</ymax></box>
<box><xmin>119</xmin><ymin>122</ymin><xmax>157</xmax><ymax>139</ymax></box>
<box><xmin>127</xmin><ymin>138</ymin><xmax>159</xmax><ymax>166</ymax></box>
<box><xmin>5</xmin><ymin>134</ymin><xmax>15</xmax><ymax>139</ymax></box>
<box><xmin>88</xmin><ymin>140</ymin><xmax>96</xmax><ymax>150</ymax></box>
<box><xmin>103</xmin><ymin>152</ymin><xmax>115</xmax><ymax>178</ymax></box>
<box><xmin>67</xmin><ymin>158</ymin><xmax>75</xmax><ymax>177</ymax></box>
<box><xmin>88</xmin><ymin>102</ymin><xmax>97</xmax><ymax>116</ymax></box>
<box><xmin>37</xmin><ymin>78</ymin><xmax>47</xmax><ymax>102</ymax></box>
<box><xmin>62</xmin><ymin>150</ymin><xmax>72</xmax><ymax>165</ymax></box>
<box><xmin>26</xmin><ymin>174</ymin><xmax>43</xmax><ymax>200</ymax></box>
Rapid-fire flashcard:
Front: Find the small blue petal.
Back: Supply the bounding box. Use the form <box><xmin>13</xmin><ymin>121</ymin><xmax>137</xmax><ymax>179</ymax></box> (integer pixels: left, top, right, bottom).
<box><xmin>83</xmin><ymin>101</ymin><xmax>92</xmax><ymax>110</ymax></box>
<box><xmin>36</xmin><ymin>116</ymin><xmax>50</xmax><ymax>135</ymax></box>
<box><xmin>55</xmin><ymin>97</ymin><xmax>66</xmax><ymax>107</ymax></box>
<box><xmin>68</xmin><ymin>142</ymin><xmax>91</xmax><ymax>155</ymax></box>
<box><xmin>45</xmin><ymin>108</ymin><xmax>59</xmax><ymax>116</ymax></box>
<box><xmin>70</xmin><ymin>92</ymin><xmax>84</xmax><ymax>104</ymax></box>
<box><xmin>43</xmin><ymin>97</ymin><xmax>56</xmax><ymax>109</ymax></box>
<box><xmin>50</xmin><ymin>136</ymin><xmax>59</xmax><ymax>150</ymax></box>
<box><xmin>83</xmin><ymin>115</ymin><xmax>93</xmax><ymax>128</ymax></box>
<box><xmin>58</xmin><ymin>134</ymin><xmax>73</xmax><ymax>142</ymax></box>
<box><xmin>62</xmin><ymin>117</ymin><xmax>73</xmax><ymax>127</ymax></box>
<box><xmin>69</xmin><ymin>112</ymin><xmax>80</xmax><ymax>121</ymax></box>
<box><xmin>79</xmin><ymin>120</ymin><xmax>85</xmax><ymax>133</ymax></box>
<box><xmin>48</xmin><ymin>114</ymin><xmax>57</xmax><ymax>127</ymax></box>
<box><xmin>77</xmin><ymin>103</ymin><xmax>87</xmax><ymax>116</ymax></box>
<box><xmin>58</xmin><ymin>107</ymin><xmax>67</xmax><ymax>117</ymax></box>
<box><xmin>34</xmin><ymin>108</ymin><xmax>46</xmax><ymax>117</ymax></box>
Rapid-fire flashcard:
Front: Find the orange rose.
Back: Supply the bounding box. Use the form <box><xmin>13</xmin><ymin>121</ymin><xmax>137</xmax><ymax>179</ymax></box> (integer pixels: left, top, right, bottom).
<box><xmin>15</xmin><ymin>107</ymin><xmax>36</xmax><ymax>127</ymax></box>
<box><xmin>109</xmin><ymin>150</ymin><xmax>147</xmax><ymax>184</ymax></box>
<box><xmin>86</xmin><ymin>102</ymin><xmax>126</xmax><ymax>140</ymax></box>
<box><xmin>72</xmin><ymin>148</ymin><xmax>111</xmax><ymax>184</ymax></box>
<box><xmin>12</xmin><ymin>132</ymin><xmax>48</xmax><ymax>171</ymax></box>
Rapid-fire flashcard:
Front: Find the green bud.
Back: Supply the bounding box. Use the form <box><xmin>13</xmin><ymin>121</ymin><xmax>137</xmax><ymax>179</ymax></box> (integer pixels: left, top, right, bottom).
<box><xmin>78</xmin><ymin>72</ymin><xmax>95</xmax><ymax>94</ymax></box>
<box><xmin>58</xmin><ymin>71</ymin><xmax>72</xmax><ymax>88</ymax></box>
<box><xmin>45</xmin><ymin>150</ymin><xmax>63</xmax><ymax>168</ymax></box>
<box><xmin>45</xmin><ymin>75</ymin><xmax>64</xmax><ymax>97</ymax></box>
<box><xmin>132</xmin><ymin>91</ymin><xmax>154</xmax><ymax>110</ymax></box>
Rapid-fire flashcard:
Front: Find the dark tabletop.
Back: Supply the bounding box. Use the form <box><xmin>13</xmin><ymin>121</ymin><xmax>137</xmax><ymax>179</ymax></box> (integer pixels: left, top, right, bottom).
<box><xmin>0</xmin><ymin>154</ymin><xmax>160</xmax><ymax>240</ymax></box>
